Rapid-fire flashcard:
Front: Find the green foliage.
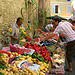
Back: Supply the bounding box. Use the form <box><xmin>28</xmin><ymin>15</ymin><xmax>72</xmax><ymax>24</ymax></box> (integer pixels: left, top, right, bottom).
<box><xmin>0</xmin><ymin>64</ymin><xmax>7</xmax><ymax>70</ymax></box>
<box><xmin>25</xmin><ymin>0</ymin><xmax>27</xmax><ymax>10</ymax></box>
<box><xmin>21</xmin><ymin>8</ymin><xmax>24</xmax><ymax>20</ymax></box>
<box><xmin>0</xmin><ymin>72</ymin><xmax>4</xmax><ymax>75</ymax></box>
<box><xmin>20</xmin><ymin>0</ymin><xmax>51</xmax><ymax>38</ymax></box>
<box><xmin>44</xmin><ymin>61</ymin><xmax>48</xmax><ymax>64</ymax></box>
<box><xmin>32</xmin><ymin>53</ymin><xmax>36</xmax><ymax>58</ymax></box>
<box><xmin>0</xmin><ymin>53</ymin><xmax>4</xmax><ymax>56</ymax></box>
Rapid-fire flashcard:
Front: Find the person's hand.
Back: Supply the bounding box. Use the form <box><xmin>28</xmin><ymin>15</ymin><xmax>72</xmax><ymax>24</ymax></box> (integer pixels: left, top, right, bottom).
<box><xmin>40</xmin><ymin>36</ymin><xmax>45</xmax><ymax>41</ymax></box>
<box><xmin>72</xmin><ymin>25</ymin><xmax>75</xmax><ymax>30</ymax></box>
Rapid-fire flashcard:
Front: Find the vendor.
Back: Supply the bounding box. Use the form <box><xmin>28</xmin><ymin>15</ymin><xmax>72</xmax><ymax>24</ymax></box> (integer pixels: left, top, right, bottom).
<box><xmin>10</xmin><ymin>17</ymin><xmax>25</xmax><ymax>45</ymax></box>
<box><xmin>40</xmin><ymin>17</ymin><xmax>75</xmax><ymax>72</ymax></box>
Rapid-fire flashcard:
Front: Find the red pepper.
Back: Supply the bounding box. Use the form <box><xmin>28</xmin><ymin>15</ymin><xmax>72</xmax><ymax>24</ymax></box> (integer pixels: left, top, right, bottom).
<box><xmin>26</xmin><ymin>36</ymin><xmax>31</xmax><ymax>42</ymax></box>
<box><xmin>30</xmin><ymin>43</ymin><xmax>36</xmax><ymax>49</ymax></box>
<box><xmin>49</xmin><ymin>58</ymin><xmax>51</xmax><ymax>61</ymax></box>
<box><xmin>44</xmin><ymin>56</ymin><xmax>47</xmax><ymax>59</ymax></box>
<box><xmin>42</xmin><ymin>53</ymin><xmax>46</xmax><ymax>56</ymax></box>
<box><xmin>29</xmin><ymin>46</ymin><xmax>34</xmax><ymax>49</ymax></box>
<box><xmin>35</xmin><ymin>44</ymin><xmax>39</xmax><ymax>47</ymax></box>
<box><xmin>37</xmin><ymin>51</ymin><xmax>41</xmax><ymax>54</ymax></box>
<box><xmin>24</xmin><ymin>43</ymin><xmax>30</xmax><ymax>48</ymax></box>
<box><xmin>34</xmin><ymin>51</ymin><xmax>37</xmax><ymax>54</ymax></box>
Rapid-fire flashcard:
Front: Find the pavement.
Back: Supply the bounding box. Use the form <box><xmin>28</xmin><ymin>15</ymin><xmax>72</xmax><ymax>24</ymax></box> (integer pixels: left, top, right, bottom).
<box><xmin>64</xmin><ymin>56</ymin><xmax>75</xmax><ymax>75</ymax></box>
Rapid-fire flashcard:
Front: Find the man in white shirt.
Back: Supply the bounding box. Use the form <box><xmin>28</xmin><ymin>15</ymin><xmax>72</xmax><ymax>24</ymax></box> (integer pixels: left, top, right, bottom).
<box><xmin>45</xmin><ymin>24</ymin><xmax>53</xmax><ymax>32</ymax></box>
<box><xmin>10</xmin><ymin>17</ymin><xmax>25</xmax><ymax>44</ymax></box>
<box><xmin>45</xmin><ymin>19</ymin><xmax>54</xmax><ymax>32</ymax></box>
<box><xmin>40</xmin><ymin>17</ymin><xmax>75</xmax><ymax>72</ymax></box>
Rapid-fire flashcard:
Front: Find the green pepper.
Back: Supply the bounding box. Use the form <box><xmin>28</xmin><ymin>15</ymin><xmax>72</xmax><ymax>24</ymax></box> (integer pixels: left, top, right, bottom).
<box><xmin>24</xmin><ymin>53</ymin><xmax>27</xmax><ymax>56</ymax></box>
<box><xmin>0</xmin><ymin>53</ymin><xmax>4</xmax><ymax>56</ymax></box>
<box><xmin>0</xmin><ymin>64</ymin><xmax>7</xmax><ymax>70</ymax></box>
<box><xmin>37</xmin><ymin>54</ymin><xmax>41</xmax><ymax>58</ymax></box>
<box><xmin>32</xmin><ymin>53</ymin><xmax>36</xmax><ymax>58</ymax></box>
<box><xmin>28</xmin><ymin>54</ymin><xmax>32</xmax><ymax>57</ymax></box>
<box><xmin>44</xmin><ymin>61</ymin><xmax>48</xmax><ymax>64</ymax></box>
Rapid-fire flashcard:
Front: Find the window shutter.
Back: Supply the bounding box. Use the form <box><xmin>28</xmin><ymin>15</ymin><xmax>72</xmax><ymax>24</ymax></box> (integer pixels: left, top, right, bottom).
<box><xmin>51</xmin><ymin>5</ymin><xmax>53</xmax><ymax>13</ymax></box>
<box><xmin>54</xmin><ymin>5</ymin><xmax>55</xmax><ymax>13</ymax></box>
<box><xmin>67</xmin><ymin>6</ymin><xmax>71</xmax><ymax>14</ymax></box>
<box><xmin>58</xmin><ymin>5</ymin><xmax>61</xmax><ymax>13</ymax></box>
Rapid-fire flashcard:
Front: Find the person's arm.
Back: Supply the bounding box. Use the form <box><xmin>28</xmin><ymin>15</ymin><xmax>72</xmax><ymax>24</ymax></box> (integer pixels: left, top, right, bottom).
<box><xmin>40</xmin><ymin>33</ymin><xmax>56</xmax><ymax>41</ymax></box>
<box><xmin>11</xmin><ymin>36</ymin><xmax>19</xmax><ymax>40</ymax></box>
<box><xmin>40</xmin><ymin>25</ymin><xmax>60</xmax><ymax>41</ymax></box>
<box><xmin>72</xmin><ymin>25</ymin><xmax>75</xmax><ymax>30</ymax></box>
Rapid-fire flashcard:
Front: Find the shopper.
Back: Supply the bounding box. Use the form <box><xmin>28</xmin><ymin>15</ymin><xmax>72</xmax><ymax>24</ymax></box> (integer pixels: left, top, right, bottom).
<box><xmin>40</xmin><ymin>17</ymin><xmax>75</xmax><ymax>72</ymax></box>
<box><xmin>10</xmin><ymin>17</ymin><xmax>25</xmax><ymax>45</ymax></box>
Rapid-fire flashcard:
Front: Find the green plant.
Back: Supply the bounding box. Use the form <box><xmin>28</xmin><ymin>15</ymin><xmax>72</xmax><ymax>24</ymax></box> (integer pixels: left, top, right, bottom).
<box><xmin>0</xmin><ymin>64</ymin><xmax>7</xmax><ymax>70</ymax></box>
<box><xmin>0</xmin><ymin>72</ymin><xmax>4</xmax><ymax>75</ymax></box>
<box><xmin>20</xmin><ymin>0</ymin><xmax>51</xmax><ymax>38</ymax></box>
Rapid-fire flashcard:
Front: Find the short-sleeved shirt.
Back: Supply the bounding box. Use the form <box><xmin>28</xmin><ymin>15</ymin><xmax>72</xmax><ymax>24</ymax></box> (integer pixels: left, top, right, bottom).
<box><xmin>45</xmin><ymin>24</ymin><xmax>53</xmax><ymax>31</ymax></box>
<box><xmin>10</xmin><ymin>23</ymin><xmax>25</xmax><ymax>44</ymax></box>
<box><xmin>53</xmin><ymin>21</ymin><xmax>75</xmax><ymax>42</ymax></box>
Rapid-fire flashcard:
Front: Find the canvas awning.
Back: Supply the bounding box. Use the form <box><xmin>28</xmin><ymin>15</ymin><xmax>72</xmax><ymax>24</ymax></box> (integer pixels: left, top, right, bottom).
<box><xmin>47</xmin><ymin>15</ymin><xmax>67</xmax><ymax>20</ymax></box>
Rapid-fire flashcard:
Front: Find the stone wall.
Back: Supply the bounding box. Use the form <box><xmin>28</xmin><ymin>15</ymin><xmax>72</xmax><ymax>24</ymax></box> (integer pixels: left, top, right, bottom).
<box><xmin>0</xmin><ymin>0</ymin><xmax>50</xmax><ymax>49</ymax></box>
<box><xmin>0</xmin><ymin>0</ymin><xmax>26</xmax><ymax>49</ymax></box>
<box><xmin>0</xmin><ymin>0</ymin><xmax>39</xmax><ymax>49</ymax></box>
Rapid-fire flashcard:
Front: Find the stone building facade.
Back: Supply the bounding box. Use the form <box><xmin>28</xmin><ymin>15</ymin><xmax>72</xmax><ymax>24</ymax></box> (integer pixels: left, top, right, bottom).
<box><xmin>0</xmin><ymin>0</ymin><xmax>50</xmax><ymax>49</ymax></box>
<box><xmin>50</xmin><ymin>0</ymin><xmax>72</xmax><ymax>18</ymax></box>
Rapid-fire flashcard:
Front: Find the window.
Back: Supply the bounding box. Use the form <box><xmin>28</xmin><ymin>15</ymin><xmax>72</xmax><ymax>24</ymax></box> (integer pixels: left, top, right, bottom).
<box><xmin>54</xmin><ymin>5</ymin><xmax>61</xmax><ymax>14</ymax></box>
<box><xmin>55</xmin><ymin>5</ymin><xmax>58</xmax><ymax>13</ymax></box>
<box><xmin>66</xmin><ymin>0</ymin><xmax>71</xmax><ymax>1</ymax></box>
<box><xmin>67</xmin><ymin>6</ymin><xmax>71</xmax><ymax>14</ymax></box>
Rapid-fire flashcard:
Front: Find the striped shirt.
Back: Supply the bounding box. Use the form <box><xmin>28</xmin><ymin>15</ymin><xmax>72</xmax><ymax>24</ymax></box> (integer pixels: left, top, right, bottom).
<box><xmin>53</xmin><ymin>21</ymin><xmax>75</xmax><ymax>42</ymax></box>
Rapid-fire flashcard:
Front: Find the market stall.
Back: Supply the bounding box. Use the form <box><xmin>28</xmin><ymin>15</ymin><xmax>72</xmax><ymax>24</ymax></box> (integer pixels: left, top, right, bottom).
<box><xmin>0</xmin><ymin>29</ymin><xmax>66</xmax><ymax>75</ymax></box>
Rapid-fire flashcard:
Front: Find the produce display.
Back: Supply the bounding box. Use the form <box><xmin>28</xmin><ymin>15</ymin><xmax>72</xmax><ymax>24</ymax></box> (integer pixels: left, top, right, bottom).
<box><xmin>23</xmin><ymin>43</ymin><xmax>51</xmax><ymax>63</ymax></box>
<box><xmin>0</xmin><ymin>31</ymin><xmax>66</xmax><ymax>75</ymax></box>
<box><xmin>0</xmin><ymin>51</ymin><xmax>50</xmax><ymax>75</ymax></box>
<box><xmin>0</xmin><ymin>53</ymin><xmax>9</xmax><ymax>66</ymax></box>
<box><xmin>50</xmin><ymin>47</ymin><xmax>65</xmax><ymax>74</ymax></box>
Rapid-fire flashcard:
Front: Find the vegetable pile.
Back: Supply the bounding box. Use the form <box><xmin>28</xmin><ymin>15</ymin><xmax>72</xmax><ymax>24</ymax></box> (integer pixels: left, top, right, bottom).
<box><xmin>23</xmin><ymin>42</ymin><xmax>51</xmax><ymax>63</ymax></box>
